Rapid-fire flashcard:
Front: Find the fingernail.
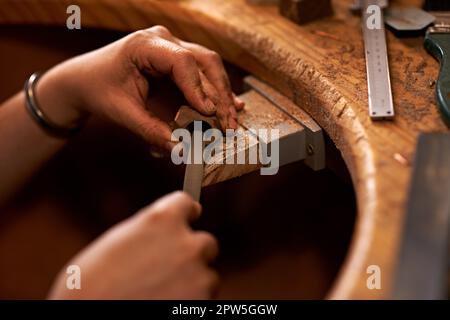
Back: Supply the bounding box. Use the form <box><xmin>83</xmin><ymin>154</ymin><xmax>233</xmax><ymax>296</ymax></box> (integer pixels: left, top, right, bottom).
<box><xmin>234</xmin><ymin>96</ymin><xmax>245</xmax><ymax>107</ymax></box>
<box><xmin>221</xmin><ymin>116</ymin><xmax>230</xmax><ymax>132</ymax></box>
<box><xmin>228</xmin><ymin>116</ymin><xmax>238</xmax><ymax>129</ymax></box>
<box><xmin>205</xmin><ymin>98</ymin><xmax>217</xmax><ymax>115</ymax></box>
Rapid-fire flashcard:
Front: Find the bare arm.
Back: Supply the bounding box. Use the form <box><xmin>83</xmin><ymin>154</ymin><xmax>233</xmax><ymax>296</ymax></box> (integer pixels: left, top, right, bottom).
<box><xmin>0</xmin><ymin>76</ymin><xmax>73</xmax><ymax>204</ymax></box>
<box><xmin>0</xmin><ymin>26</ymin><xmax>244</xmax><ymax>206</ymax></box>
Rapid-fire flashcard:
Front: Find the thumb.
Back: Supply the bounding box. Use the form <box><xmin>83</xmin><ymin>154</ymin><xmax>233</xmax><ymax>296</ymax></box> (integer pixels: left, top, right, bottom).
<box><xmin>134</xmin><ymin>113</ymin><xmax>178</xmax><ymax>154</ymax></box>
<box><xmin>109</xmin><ymin>99</ymin><xmax>176</xmax><ymax>153</ymax></box>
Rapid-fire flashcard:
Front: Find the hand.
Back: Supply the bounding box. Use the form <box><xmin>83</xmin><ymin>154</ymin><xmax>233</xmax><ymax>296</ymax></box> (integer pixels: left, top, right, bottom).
<box><xmin>36</xmin><ymin>26</ymin><xmax>245</xmax><ymax>152</ymax></box>
<box><xmin>48</xmin><ymin>192</ymin><xmax>219</xmax><ymax>300</ymax></box>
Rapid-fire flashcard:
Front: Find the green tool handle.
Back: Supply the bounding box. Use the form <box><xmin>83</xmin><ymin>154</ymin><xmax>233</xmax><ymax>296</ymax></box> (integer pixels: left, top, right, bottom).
<box><xmin>424</xmin><ymin>33</ymin><xmax>450</xmax><ymax>128</ymax></box>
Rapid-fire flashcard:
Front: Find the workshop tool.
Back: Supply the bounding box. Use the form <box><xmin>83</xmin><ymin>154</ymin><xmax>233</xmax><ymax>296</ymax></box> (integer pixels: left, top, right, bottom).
<box><xmin>175</xmin><ymin>76</ymin><xmax>325</xmax><ymax>198</ymax></box>
<box><xmin>358</xmin><ymin>0</ymin><xmax>395</xmax><ymax>120</ymax></box>
<box><xmin>280</xmin><ymin>0</ymin><xmax>333</xmax><ymax>25</ymax></box>
<box><xmin>382</xmin><ymin>5</ymin><xmax>450</xmax><ymax>127</ymax></box>
<box><xmin>182</xmin><ymin>123</ymin><xmax>206</xmax><ymax>202</ymax></box>
<box><xmin>385</xmin><ymin>6</ymin><xmax>436</xmax><ymax>32</ymax></box>
<box><xmin>174</xmin><ymin>111</ymin><xmax>215</xmax><ymax>202</ymax></box>
<box><xmin>424</xmin><ymin>16</ymin><xmax>450</xmax><ymax>128</ymax></box>
<box><xmin>392</xmin><ymin>133</ymin><xmax>450</xmax><ymax>300</ymax></box>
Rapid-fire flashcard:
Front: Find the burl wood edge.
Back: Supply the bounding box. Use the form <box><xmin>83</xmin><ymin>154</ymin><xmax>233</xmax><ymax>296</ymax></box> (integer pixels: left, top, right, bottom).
<box><xmin>0</xmin><ymin>0</ymin><xmax>447</xmax><ymax>299</ymax></box>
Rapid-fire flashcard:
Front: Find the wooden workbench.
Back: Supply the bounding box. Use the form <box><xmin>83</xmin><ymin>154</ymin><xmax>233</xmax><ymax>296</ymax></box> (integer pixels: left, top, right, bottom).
<box><xmin>0</xmin><ymin>0</ymin><xmax>446</xmax><ymax>299</ymax></box>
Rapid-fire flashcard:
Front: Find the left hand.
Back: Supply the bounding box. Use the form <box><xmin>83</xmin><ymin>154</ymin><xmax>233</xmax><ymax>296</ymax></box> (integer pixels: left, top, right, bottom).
<box><xmin>36</xmin><ymin>26</ymin><xmax>245</xmax><ymax>152</ymax></box>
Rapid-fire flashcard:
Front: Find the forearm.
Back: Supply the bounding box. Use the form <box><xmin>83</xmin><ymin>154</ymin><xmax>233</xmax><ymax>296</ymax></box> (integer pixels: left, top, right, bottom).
<box><xmin>0</xmin><ymin>71</ymin><xmax>81</xmax><ymax>206</ymax></box>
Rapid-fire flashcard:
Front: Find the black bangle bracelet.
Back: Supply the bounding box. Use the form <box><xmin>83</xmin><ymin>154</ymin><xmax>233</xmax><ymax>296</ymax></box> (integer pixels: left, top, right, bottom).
<box><xmin>24</xmin><ymin>72</ymin><xmax>84</xmax><ymax>139</ymax></box>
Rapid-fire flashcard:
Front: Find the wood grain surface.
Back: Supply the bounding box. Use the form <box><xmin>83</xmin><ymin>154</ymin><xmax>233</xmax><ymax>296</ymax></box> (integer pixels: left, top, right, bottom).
<box><xmin>175</xmin><ymin>86</ymin><xmax>308</xmax><ymax>187</ymax></box>
<box><xmin>0</xmin><ymin>0</ymin><xmax>446</xmax><ymax>299</ymax></box>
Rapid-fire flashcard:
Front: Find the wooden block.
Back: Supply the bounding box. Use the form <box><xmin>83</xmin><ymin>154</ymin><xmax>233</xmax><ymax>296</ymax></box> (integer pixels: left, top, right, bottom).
<box><xmin>174</xmin><ymin>106</ymin><xmax>262</xmax><ymax>187</ymax></box>
<box><xmin>174</xmin><ymin>106</ymin><xmax>217</xmax><ymax>129</ymax></box>
<box><xmin>203</xmin><ymin>89</ymin><xmax>306</xmax><ymax>186</ymax></box>
<box><xmin>280</xmin><ymin>0</ymin><xmax>333</xmax><ymax>25</ymax></box>
<box><xmin>174</xmin><ymin>89</ymin><xmax>307</xmax><ymax>187</ymax></box>
<box><xmin>202</xmin><ymin>125</ymin><xmax>261</xmax><ymax>186</ymax></box>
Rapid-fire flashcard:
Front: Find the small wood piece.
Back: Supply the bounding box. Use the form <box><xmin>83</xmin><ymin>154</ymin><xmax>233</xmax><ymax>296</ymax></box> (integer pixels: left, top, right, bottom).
<box><xmin>174</xmin><ymin>85</ymin><xmax>311</xmax><ymax>187</ymax></box>
<box><xmin>174</xmin><ymin>105</ymin><xmax>262</xmax><ymax>187</ymax></box>
<box><xmin>202</xmin><ymin>86</ymin><xmax>307</xmax><ymax>185</ymax></box>
<box><xmin>202</xmin><ymin>124</ymin><xmax>261</xmax><ymax>186</ymax></box>
<box><xmin>174</xmin><ymin>106</ymin><xmax>217</xmax><ymax>130</ymax></box>
<box><xmin>280</xmin><ymin>0</ymin><xmax>333</xmax><ymax>25</ymax></box>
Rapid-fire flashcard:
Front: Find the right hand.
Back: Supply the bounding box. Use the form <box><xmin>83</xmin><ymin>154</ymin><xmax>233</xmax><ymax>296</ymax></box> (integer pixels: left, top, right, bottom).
<box><xmin>48</xmin><ymin>191</ymin><xmax>219</xmax><ymax>299</ymax></box>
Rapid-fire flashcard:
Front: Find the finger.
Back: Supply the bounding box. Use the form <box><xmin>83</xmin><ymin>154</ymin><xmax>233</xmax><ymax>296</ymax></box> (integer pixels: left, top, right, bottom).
<box><xmin>200</xmin><ymin>72</ymin><xmax>232</xmax><ymax>129</ymax></box>
<box><xmin>132</xmin><ymin>114</ymin><xmax>178</xmax><ymax>153</ymax></box>
<box><xmin>229</xmin><ymin>104</ymin><xmax>237</xmax><ymax>119</ymax></box>
<box><xmin>148</xmin><ymin>30</ymin><xmax>241</xmax><ymax>118</ymax></box>
<box><xmin>102</xmin><ymin>94</ymin><xmax>176</xmax><ymax>152</ymax></box>
<box><xmin>207</xmin><ymin>270</ymin><xmax>220</xmax><ymax>298</ymax></box>
<box><xmin>233</xmin><ymin>93</ymin><xmax>245</xmax><ymax>110</ymax></box>
<box><xmin>179</xmin><ymin>41</ymin><xmax>238</xmax><ymax>130</ymax></box>
<box><xmin>188</xmin><ymin>267</ymin><xmax>220</xmax><ymax>300</ymax></box>
<box><xmin>228</xmin><ymin>114</ymin><xmax>238</xmax><ymax>129</ymax></box>
<box><xmin>146</xmin><ymin>29</ymin><xmax>235</xmax><ymax>115</ymax></box>
<box><xmin>201</xmin><ymin>269</ymin><xmax>220</xmax><ymax>298</ymax></box>
<box><xmin>199</xmin><ymin>71</ymin><xmax>220</xmax><ymax>106</ymax></box>
<box><xmin>133</xmin><ymin>38</ymin><xmax>217</xmax><ymax>116</ymax></box>
<box><xmin>146</xmin><ymin>25</ymin><xmax>174</xmax><ymax>40</ymax></box>
<box><xmin>228</xmin><ymin>106</ymin><xmax>238</xmax><ymax>129</ymax></box>
<box><xmin>152</xmin><ymin>191</ymin><xmax>202</xmax><ymax>223</ymax></box>
<box><xmin>193</xmin><ymin>231</ymin><xmax>219</xmax><ymax>263</ymax></box>
<box><xmin>180</xmin><ymin>41</ymin><xmax>233</xmax><ymax>103</ymax></box>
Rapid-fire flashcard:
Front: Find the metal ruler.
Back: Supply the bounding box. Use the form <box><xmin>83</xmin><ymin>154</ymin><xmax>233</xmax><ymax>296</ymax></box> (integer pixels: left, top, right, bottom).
<box><xmin>361</xmin><ymin>0</ymin><xmax>395</xmax><ymax>120</ymax></box>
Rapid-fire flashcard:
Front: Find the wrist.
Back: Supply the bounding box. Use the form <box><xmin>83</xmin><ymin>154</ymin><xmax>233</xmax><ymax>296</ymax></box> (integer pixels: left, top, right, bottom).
<box><xmin>35</xmin><ymin>67</ymin><xmax>89</xmax><ymax>129</ymax></box>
